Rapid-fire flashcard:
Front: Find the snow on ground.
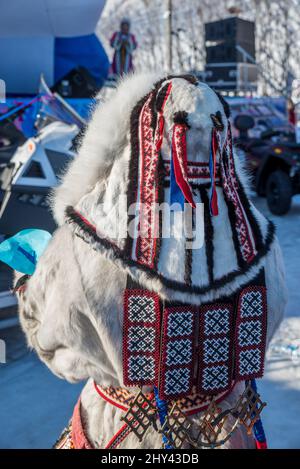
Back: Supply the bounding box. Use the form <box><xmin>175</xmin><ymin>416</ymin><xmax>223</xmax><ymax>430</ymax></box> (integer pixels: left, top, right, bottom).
<box><xmin>0</xmin><ymin>195</ymin><xmax>299</xmax><ymax>449</ymax></box>
<box><xmin>0</xmin><ymin>325</ymin><xmax>82</xmax><ymax>448</ymax></box>
<box><xmin>253</xmin><ymin>194</ymin><xmax>300</xmax><ymax>449</ymax></box>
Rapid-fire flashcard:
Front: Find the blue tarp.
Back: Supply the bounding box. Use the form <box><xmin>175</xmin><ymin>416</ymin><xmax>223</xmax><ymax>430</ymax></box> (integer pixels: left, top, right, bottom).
<box><xmin>54</xmin><ymin>34</ymin><xmax>109</xmax><ymax>86</ymax></box>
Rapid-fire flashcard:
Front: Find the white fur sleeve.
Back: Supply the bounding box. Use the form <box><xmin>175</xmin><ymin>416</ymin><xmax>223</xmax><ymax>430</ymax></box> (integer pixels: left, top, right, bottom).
<box><xmin>16</xmin><ymin>225</ymin><xmax>117</xmax><ymax>384</ymax></box>
<box><xmin>264</xmin><ymin>236</ymin><xmax>287</xmax><ymax>347</ymax></box>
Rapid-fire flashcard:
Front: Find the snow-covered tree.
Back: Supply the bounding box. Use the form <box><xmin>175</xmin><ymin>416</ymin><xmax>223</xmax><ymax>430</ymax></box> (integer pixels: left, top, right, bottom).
<box><xmin>97</xmin><ymin>0</ymin><xmax>300</xmax><ymax>97</ymax></box>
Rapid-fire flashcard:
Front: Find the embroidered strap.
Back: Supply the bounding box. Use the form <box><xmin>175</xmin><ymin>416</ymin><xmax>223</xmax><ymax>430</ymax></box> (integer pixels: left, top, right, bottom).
<box><xmin>105</xmin><ymin>422</ymin><xmax>134</xmax><ymax>449</ymax></box>
<box><xmin>94</xmin><ymin>382</ymin><xmax>235</xmax><ymax>416</ymax></box>
<box><xmin>158</xmin><ymin>306</ymin><xmax>197</xmax><ymax>400</ymax></box>
<box><xmin>134</xmin><ymin>83</ymin><xmax>172</xmax><ymax>268</ymax></box>
<box><xmin>235</xmin><ymin>286</ymin><xmax>267</xmax><ymax>380</ymax></box>
<box><xmin>123</xmin><ymin>288</ymin><xmax>161</xmax><ymax>387</ymax></box>
<box><xmin>172</xmin><ymin>122</ymin><xmax>196</xmax><ymax>208</ymax></box>
<box><xmin>220</xmin><ymin>124</ymin><xmax>257</xmax><ymax>264</ymax></box>
<box><xmin>164</xmin><ymin>160</ymin><xmax>221</xmax><ymax>183</ymax></box>
<box><xmin>198</xmin><ymin>303</ymin><xmax>234</xmax><ymax>394</ymax></box>
<box><xmin>135</xmin><ymin>93</ymin><xmax>159</xmax><ymax>268</ymax></box>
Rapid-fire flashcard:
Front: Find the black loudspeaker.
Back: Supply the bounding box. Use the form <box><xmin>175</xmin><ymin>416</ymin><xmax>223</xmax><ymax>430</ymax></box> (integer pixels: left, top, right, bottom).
<box><xmin>52</xmin><ymin>66</ymin><xmax>99</xmax><ymax>98</ymax></box>
<box><xmin>205</xmin><ymin>40</ymin><xmax>255</xmax><ymax>64</ymax></box>
<box><xmin>205</xmin><ymin>63</ymin><xmax>258</xmax><ymax>92</ymax></box>
<box><xmin>205</xmin><ymin>17</ymin><xmax>255</xmax><ymax>64</ymax></box>
<box><xmin>204</xmin><ymin>17</ymin><xmax>257</xmax><ymax>92</ymax></box>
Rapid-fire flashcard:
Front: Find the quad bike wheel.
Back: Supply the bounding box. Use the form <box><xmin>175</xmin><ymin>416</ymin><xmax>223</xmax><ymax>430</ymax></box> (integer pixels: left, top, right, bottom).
<box><xmin>266</xmin><ymin>170</ymin><xmax>292</xmax><ymax>215</ymax></box>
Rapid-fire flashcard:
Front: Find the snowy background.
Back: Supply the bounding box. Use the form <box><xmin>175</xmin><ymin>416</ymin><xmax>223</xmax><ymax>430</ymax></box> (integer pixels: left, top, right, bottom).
<box><xmin>98</xmin><ymin>0</ymin><xmax>300</xmax><ymax>99</ymax></box>
<box><xmin>1</xmin><ymin>0</ymin><xmax>300</xmax><ymax>450</ymax></box>
<box><xmin>0</xmin><ymin>194</ymin><xmax>299</xmax><ymax>449</ymax></box>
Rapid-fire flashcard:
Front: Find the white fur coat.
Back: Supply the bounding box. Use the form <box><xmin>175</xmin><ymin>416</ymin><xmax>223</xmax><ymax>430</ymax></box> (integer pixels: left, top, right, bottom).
<box><xmin>17</xmin><ymin>73</ymin><xmax>287</xmax><ymax>449</ymax></box>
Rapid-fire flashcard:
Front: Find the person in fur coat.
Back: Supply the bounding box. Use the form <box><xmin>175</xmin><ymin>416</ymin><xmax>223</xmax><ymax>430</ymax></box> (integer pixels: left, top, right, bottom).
<box><xmin>15</xmin><ymin>73</ymin><xmax>287</xmax><ymax>449</ymax></box>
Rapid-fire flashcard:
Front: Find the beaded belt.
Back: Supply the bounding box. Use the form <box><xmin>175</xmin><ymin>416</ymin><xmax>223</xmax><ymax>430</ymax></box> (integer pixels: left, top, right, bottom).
<box><xmin>94</xmin><ymin>382</ymin><xmax>234</xmax><ymax>416</ymax></box>
<box><xmin>94</xmin><ymin>381</ymin><xmax>235</xmax><ymax>449</ymax></box>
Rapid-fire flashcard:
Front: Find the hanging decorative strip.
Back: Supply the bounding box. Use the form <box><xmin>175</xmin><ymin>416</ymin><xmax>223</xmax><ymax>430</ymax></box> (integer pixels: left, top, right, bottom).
<box><xmin>123</xmin><ymin>271</ymin><xmax>267</xmax><ymax>398</ymax></box>
<box><xmin>220</xmin><ymin>124</ymin><xmax>257</xmax><ymax>264</ymax></box>
<box><xmin>235</xmin><ymin>286</ymin><xmax>267</xmax><ymax>380</ymax></box>
<box><xmin>198</xmin><ymin>303</ymin><xmax>234</xmax><ymax>394</ymax></box>
<box><xmin>134</xmin><ymin>82</ymin><xmax>172</xmax><ymax>268</ymax></box>
<box><xmin>164</xmin><ymin>160</ymin><xmax>221</xmax><ymax>183</ymax></box>
<box><xmin>158</xmin><ymin>306</ymin><xmax>197</xmax><ymax>400</ymax></box>
<box><xmin>123</xmin><ymin>289</ymin><xmax>161</xmax><ymax>386</ymax></box>
<box><xmin>171</xmin><ymin>121</ymin><xmax>196</xmax><ymax>209</ymax></box>
<box><xmin>134</xmin><ymin>93</ymin><xmax>159</xmax><ymax>268</ymax></box>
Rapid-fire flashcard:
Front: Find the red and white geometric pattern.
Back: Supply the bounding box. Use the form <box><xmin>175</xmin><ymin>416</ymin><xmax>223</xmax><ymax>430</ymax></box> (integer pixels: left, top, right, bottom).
<box><xmin>235</xmin><ymin>286</ymin><xmax>267</xmax><ymax>380</ymax></box>
<box><xmin>198</xmin><ymin>303</ymin><xmax>234</xmax><ymax>394</ymax></box>
<box><xmin>122</xmin><ymin>284</ymin><xmax>268</xmax><ymax>396</ymax></box>
<box><xmin>158</xmin><ymin>306</ymin><xmax>197</xmax><ymax>400</ymax></box>
<box><xmin>134</xmin><ymin>83</ymin><xmax>172</xmax><ymax>268</ymax></box>
<box><xmin>95</xmin><ymin>382</ymin><xmax>236</xmax><ymax>417</ymax></box>
<box><xmin>164</xmin><ymin>161</ymin><xmax>221</xmax><ymax>184</ymax></box>
<box><xmin>123</xmin><ymin>289</ymin><xmax>161</xmax><ymax>386</ymax></box>
<box><xmin>220</xmin><ymin>126</ymin><xmax>257</xmax><ymax>264</ymax></box>
<box><xmin>134</xmin><ymin>94</ymin><xmax>159</xmax><ymax>268</ymax></box>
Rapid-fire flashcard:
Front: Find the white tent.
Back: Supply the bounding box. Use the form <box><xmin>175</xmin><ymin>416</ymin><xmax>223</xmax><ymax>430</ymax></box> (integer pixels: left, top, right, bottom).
<box><xmin>0</xmin><ymin>0</ymin><xmax>106</xmax><ymax>94</ymax></box>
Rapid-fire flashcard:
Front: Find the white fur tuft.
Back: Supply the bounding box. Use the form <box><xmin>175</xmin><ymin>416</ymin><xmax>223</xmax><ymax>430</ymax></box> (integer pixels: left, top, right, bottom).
<box><xmin>52</xmin><ymin>72</ymin><xmax>162</xmax><ymax>225</ymax></box>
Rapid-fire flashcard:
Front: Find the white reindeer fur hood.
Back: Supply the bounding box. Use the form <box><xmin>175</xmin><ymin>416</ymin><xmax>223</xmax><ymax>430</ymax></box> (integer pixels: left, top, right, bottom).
<box><xmin>16</xmin><ymin>74</ymin><xmax>287</xmax><ymax>448</ymax></box>
<box><xmin>52</xmin><ymin>73</ymin><xmax>277</xmax><ymax>305</ymax></box>
<box><xmin>52</xmin><ymin>72</ymin><xmax>162</xmax><ymax>226</ymax></box>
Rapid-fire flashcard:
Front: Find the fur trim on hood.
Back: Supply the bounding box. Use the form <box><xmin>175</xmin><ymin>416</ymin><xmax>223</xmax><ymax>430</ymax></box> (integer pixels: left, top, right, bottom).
<box><xmin>52</xmin><ymin>72</ymin><xmax>162</xmax><ymax>226</ymax></box>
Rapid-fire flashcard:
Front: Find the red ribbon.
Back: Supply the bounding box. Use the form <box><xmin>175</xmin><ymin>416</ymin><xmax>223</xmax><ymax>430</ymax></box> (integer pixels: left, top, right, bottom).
<box><xmin>172</xmin><ymin>122</ymin><xmax>196</xmax><ymax>208</ymax></box>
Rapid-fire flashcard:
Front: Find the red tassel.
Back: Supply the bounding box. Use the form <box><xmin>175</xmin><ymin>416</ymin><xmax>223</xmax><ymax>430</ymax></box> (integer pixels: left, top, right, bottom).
<box><xmin>172</xmin><ymin>123</ymin><xmax>196</xmax><ymax>208</ymax></box>
<box><xmin>256</xmin><ymin>440</ymin><xmax>268</xmax><ymax>450</ymax></box>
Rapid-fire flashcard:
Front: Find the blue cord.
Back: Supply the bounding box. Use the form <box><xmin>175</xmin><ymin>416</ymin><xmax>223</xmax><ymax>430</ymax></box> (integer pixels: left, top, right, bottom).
<box><xmin>154</xmin><ymin>386</ymin><xmax>173</xmax><ymax>449</ymax></box>
<box><xmin>250</xmin><ymin>379</ymin><xmax>267</xmax><ymax>446</ymax></box>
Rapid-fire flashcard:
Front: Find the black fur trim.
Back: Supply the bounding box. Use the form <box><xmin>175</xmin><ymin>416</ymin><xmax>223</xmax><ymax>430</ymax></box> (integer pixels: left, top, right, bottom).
<box><xmin>13</xmin><ymin>274</ymin><xmax>30</xmax><ymax>294</ymax></box>
<box><xmin>154</xmin><ymin>154</ymin><xmax>167</xmax><ymax>271</ymax></box>
<box><xmin>183</xmin><ymin>205</ymin><xmax>194</xmax><ymax>287</ymax></box>
<box><xmin>66</xmin><ymin>206</ymin><xmax>275</xmax><ymax>296</ymax></box>
<box><xmin>199</xmin><ymin>187</ymin><xmax>214</xmax><ymax>284</ymax></box>
<box><xmin>214</xmin><ymin>91</ymin><xmax>231</xmax><ymax>118</ymax></box>
<box><xmin>155</xmin><ymin>82</ymin><xmax>172</xmax><ymax>112</ymax></box>
<box><xmin>224</xmin><ymin>191</ymin><xmax>246</xmax><ymax>269</ymax></box>
<box><xmin>173</xmin><ymin>111</ymin><xmax>190</xmax><ymax>128</ymax></box>
<box><xmin>184</xmin><ymin>246</ymin><xmax>193</xmax><ymax>287</ymax></box>
<box><xmin>235</xmin><ymin>175</ymin><xmax>264</xmax><ymax>251</ymax></box>
<box><xmin>168</xmin><ymin>74</ymin><xmax>198</xmax><ymax>85</ymax></box>
<box><xmin>210</xmin><ymin>111</ymin><xmax>224</xmax><ymax>131</ymax></box>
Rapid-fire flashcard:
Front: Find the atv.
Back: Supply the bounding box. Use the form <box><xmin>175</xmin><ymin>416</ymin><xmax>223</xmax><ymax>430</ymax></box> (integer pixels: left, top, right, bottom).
<box><xmin>234</xmin><ymin>114</ymin><xmax>300</xmax><ymax>215</ymax></box>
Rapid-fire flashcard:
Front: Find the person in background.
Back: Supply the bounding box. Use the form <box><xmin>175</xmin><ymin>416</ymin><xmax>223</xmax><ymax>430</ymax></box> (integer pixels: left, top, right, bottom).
<box><xmin>287</xmin><ymin>97</ymin><xmax>296</xmax><ymax>127</ymax></box>
<box><xmin>110</xmin><ymin>18</ymin><xmax>137</xmax><ymax>76</ymax></box>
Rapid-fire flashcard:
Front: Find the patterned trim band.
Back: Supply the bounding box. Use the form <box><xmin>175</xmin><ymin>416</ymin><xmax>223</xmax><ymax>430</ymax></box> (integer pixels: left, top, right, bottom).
<box><xmin>123</xmin><ymin>273</ymin><xmax>267</xmax><ymax>399</ymax></box>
